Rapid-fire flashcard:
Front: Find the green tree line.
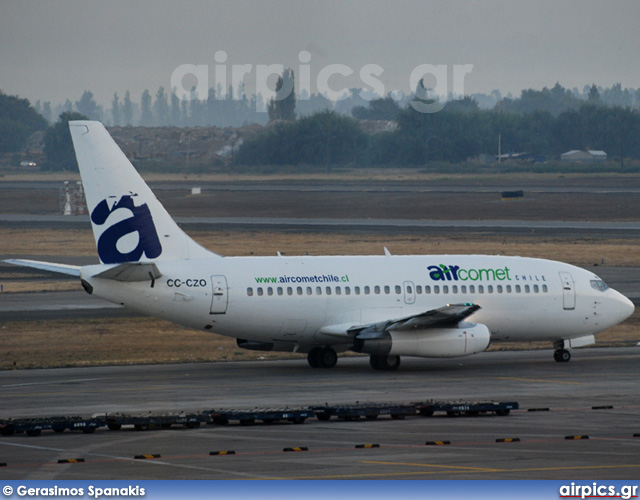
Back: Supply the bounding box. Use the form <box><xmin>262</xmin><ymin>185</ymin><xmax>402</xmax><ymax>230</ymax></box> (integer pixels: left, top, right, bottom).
<box><xmin>236</xmin><ymin>98</ymin><xmax>640</xmax><ymax>166</ymax></box>
<box><xmin>0</xmin><ymin>90</ymin><xmax>48</xmax><ymax>153</ymax></box>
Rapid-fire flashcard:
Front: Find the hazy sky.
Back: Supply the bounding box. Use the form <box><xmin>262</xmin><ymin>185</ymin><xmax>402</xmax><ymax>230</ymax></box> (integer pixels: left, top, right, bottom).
<box><xmin>2</xmin><ymin>0</ymin><xmax>639</xmax><ymax>107</ymax></box>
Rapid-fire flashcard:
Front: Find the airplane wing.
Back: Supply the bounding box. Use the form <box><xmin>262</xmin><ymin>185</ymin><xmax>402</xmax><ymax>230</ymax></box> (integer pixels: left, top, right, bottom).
<box><xmin>3</xmin><ymin>259</ymin><xmax>81</xmax><ymax>277</ymax></box>
<box><xmin>318</xmin><ymin>303</ymin><xmax>481</xmax><ymax>338</ymax></box>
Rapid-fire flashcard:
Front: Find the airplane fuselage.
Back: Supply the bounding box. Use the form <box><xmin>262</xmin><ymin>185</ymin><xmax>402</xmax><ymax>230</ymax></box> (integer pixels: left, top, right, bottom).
<box><xmin>80</xmin><ymin>254</ymin><xmax>631</xmax><ymax>352</ymax></box>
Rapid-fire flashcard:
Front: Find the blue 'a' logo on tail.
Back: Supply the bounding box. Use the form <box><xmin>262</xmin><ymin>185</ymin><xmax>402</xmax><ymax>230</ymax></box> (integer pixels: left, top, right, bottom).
<box><xmin>91</xmin><ymin>195</ymin><xmax>162</xmax><ymax>264</ymax></box>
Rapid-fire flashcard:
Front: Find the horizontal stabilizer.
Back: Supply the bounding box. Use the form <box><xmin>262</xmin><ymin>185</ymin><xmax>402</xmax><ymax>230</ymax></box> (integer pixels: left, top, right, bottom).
<box><xmin>92</xmin><ymin>262</ymin><xmax>162</xmax><ymax>282</ymax></box>
<box><xmin>3</xmin><ymin>259</ymin><xmax>81</xmax><ymax>277</ymax></box>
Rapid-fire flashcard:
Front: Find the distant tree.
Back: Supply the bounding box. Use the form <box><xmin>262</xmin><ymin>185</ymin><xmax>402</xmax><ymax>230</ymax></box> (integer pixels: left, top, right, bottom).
<box><xmin>122</xmin><ymin>91</ymin><xmax>133</xmax><ymax>126</ymax></box>
<box><xmin>153</xmin><ymin>87</ymin><xmax>169</xmax><ymax>125</ymax></box>
<box><xmin>111</xmin><ymin>92</ymin><xmax>121</xmax><ymax>126</ymax></box>
<box><xmin>236</xmin><ymin>110</ymin><xmax>364</xmax><ymax>165</ymax></box>
<box><xmin>75</xmin><ymin>90</ymin><xmax>102</xmax><ymax>120</ymax></box>
<box><xmin>587</xmin><ymin>84</ymin><xmax>601</xmax><ymax>104</ymax></box>
<box><xmin>267</xmin><ymin>68</ymin><xmax>296</xmax><ymax>122</ymax></box>
<box><xmin>352</xmin><ymin>96</ymin><xmax>401</xmax><ymax>120</ymax></box>
<box><xmin>140</xmin><ymin>89</ymin><xmax>153</xmax><ymax>126</ymax></box>
<box><xmin>0</xmin><ymin>90</ymin><xmax>48</xmax><ymax>153</ymax></box>
<box><xmin>42</xmin><ymin>102</ymin><xmax>52</xmax><ymax>123</ymax></box>
<box><xmin>43</xmin><ymin>111</ymin><xmax>88</xmax><ymax>171</ymax></box>
<box><xmin>170</xmin><ymin>87</ymin><xmax>181</xmax><ymax>125</ymax></box>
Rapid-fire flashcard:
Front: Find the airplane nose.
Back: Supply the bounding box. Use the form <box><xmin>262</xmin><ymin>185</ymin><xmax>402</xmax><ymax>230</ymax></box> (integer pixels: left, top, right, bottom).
<box><xmin>612</xmin><ymin>290</ymin><xmax>635</xmax><ymax>322</ymax></box>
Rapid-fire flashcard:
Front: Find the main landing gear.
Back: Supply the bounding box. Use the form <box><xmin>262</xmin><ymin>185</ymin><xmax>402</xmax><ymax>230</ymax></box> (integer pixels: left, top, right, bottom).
<box><xmin>553</xmin><ymin>349</ymin><xmax>571</xmax><ymax>363</ymax></box>
<box><xmin>370</xmin><ymin>355</ymin><xmax>401</xmax><ymax>371</ymax></box>
<box><xmin>307</xmin><ymin>346</ymin><xmax>338</xmax><ymax>368</ymax></box>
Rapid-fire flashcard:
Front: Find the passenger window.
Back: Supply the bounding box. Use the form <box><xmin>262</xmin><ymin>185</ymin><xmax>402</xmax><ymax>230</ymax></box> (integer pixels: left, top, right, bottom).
<box><xmin>257</xmin><ymin>287</ymin><xmax>263</xmax><ymax>296</ymax></box>
<box><xmin>374</xmin><ymin>286</ymin><xmax>380</xmax><ymax>294</ymax></box>
<box><xmin>247</xmin><ymin>287</ymin><xmax>253</xmax><ymax>296</ymax></box>
<box><xmin>345</xmin><ymin>286</ymin><xmax>351</xmax><ymax>295</ymax></box>
<box><xmin>469</xmin><ymin>285</ymin><xmax>475</xmax><ymax>293</ymax></box>
<box><xmin>452</xmin><ymin>285</ymin><xmax>458</xmax><ymax>294</ymax></box>
<box><xmin>307</xmin><ymin>287</ymin><xmax>313</xmax><ymax>295</ymax></box>
<box><xmin>277</xmin><ymin>287</ymin><xmax>283</xmax><ymax>296</ymax></box>
<box><xmin>515</xmin><ymin>285</ymin><xmax>521</xmax><ymax>293</ymax></box>
<box><xmin>497</xmin><ymin>285</ymin><xmax>503</xmax><ymax>293</ymax></box>
<box><xmin>316</xmin><ymin>286</ymin><xmax>322</xmax><ymax>295</ymax></box>
<box><xmin>396</xmin><ymin>285</ymin><xmax>403</xmax><ymax>294</ymax></box>
<box><xmin>461</xmin><ymin>285</ymin><xmax>467</xmax><ymax>293</ymax></box>
<box><xmin>364</xmin><ymin>286</ymin><xmax>370</xmax><ymax>295</ymax></box>
<box><xmin>533</xmin><ymin>285</ymin><xmax>539</xmax><ymax>293</ymax></box>
<box><xmin>443</xmin><ymin>285</ymin><xmax>449</xmax><ymax>294</ymax></box>
<box><xmin>326</xmin><ymin>286</ymin><xmax>332</xmax><ymax>295</ymax></box>
<box><xmin>287</xmin><ymin>287</ymin><xmax>293</xmax><ymax>296</ymax></box>
<box><xmin>434</xmin><ymin>286</ymin><xmax>440</xmax><ymax>294</ymax></box>
<box><xmin>355</xmin><ymin>286</ymin><xmax>360</xmax><ymax>295</ymax></box>
<box><xmin>416</xmin><ymin>285</ymin><xmax>422</xmax><ymax>294</ymax></box>
<box><xmin>487</xmin><ymin>285</ymin><xmax>493</xmax><ymax>294</ymax></box>
<box><xmin>506</xmin><ymin>285</ymin><xmax>512</xmax><ymax>293</ymax></box>
<box><xmin>425</xmin><ymin>286</ymin><xmax>431</xmax><ymax>294</ymax></box>
<box><xmin>525</xmin><ymin>285</ymin><xmax>531</xmax><ymax>293</ymax></box>
<box><xmin>336</xmin><ymin>287</ymin><xmax>342</xmax><ymax>295</ymax></box>
<box><xmin>268</xmin><ymin>287</ymin><xmax>273</xmax><ymax>296</ymax></box>
<box><xmin>384</xmin><ymin>286</ymin><xmax>390</xmax><ymax>294</ymax></box>
<box><xmin>478</xmin><ymin>285</ymin><xmax>484</xmax><ymax>294</ymax></box>
<box><xmin>542</xmin><ymin>284</ymin><xmax>548</xmax><ymax>293</ymax></box>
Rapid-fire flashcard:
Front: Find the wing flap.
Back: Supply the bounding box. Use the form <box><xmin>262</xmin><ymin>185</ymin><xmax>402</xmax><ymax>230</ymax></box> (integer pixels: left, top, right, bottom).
<box><xmin>348</xmin><ymin>303</ymin><xmax>481</xmax><ymax>337</ymax></box>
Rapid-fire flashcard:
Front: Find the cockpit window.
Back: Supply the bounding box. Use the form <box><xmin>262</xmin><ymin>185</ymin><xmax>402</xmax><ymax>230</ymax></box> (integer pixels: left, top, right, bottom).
<box><xmin>590</xmin><ymin>279</ymin><xmax>609</xmax><ymax>292</ymax></box>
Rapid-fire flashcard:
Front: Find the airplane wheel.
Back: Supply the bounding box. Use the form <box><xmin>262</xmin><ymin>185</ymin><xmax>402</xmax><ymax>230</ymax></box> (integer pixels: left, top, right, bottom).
<box><xmin>308</xmin><ymin>347</ymin><xmax>337</xmax><ymax>368</ymax></box>
<box><xmin>553</xmin><ymin>349</ymin><xmax>571</xmax><ymax>362</ymax></box>
<box><xmin>318</xmin><ymin>347</ymin><xmax>338</xmax><ymax>368</ymax></box>
<box><xmin>370</xmin><ymin>355</ymin><xmax>401</xmax><ymax>371</ymax></box>
<box><xmin>307</xmin><ymin>348</ymin><xmax>322</xmax><ymax>368</ymax></box>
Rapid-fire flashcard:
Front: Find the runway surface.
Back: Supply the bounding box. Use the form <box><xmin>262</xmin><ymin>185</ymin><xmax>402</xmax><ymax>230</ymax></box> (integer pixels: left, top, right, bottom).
<box><xmin>4</xmin><ymin>214</ymin><xmax>640</xmax><ymax>238</ymax></box>
<box><xmin>1</xmin><ymin>348</ymin><xmax>639</xmax><ymax>479</ymax></box>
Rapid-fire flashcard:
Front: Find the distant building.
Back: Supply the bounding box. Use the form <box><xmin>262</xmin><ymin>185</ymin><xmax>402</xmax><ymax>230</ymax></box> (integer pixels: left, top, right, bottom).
<box><xmin>561</xmin><ymin>150</ymin><xmax>607</xmax><ymax>162</ymax></box>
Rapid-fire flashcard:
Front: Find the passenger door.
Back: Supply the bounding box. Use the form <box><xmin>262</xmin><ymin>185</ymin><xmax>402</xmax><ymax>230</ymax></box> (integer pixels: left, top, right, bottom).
<box><xmin>210</xmin><ymin>275</ymin><xmax>228</xmax><ymax>314</ymax></box>
<box><xmin>559</xmin><ymin>272</ymin><xmax>575</xmax><ymax>310</ymax></box>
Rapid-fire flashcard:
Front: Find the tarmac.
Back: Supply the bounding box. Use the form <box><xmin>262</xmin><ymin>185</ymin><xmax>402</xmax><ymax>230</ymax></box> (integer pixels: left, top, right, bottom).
<box><xmin>1</xmin><ymin>348</ymin><xmax>639</xmax><ymax>479</ymax></box>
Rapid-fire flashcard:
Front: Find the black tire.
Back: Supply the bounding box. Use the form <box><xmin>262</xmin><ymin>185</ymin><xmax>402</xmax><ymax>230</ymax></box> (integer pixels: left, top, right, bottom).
<box><xmin>82</xmin><ymin>426</ymin><xmax>96</xmax><ymax>434</ymax></box>
<box><xmin>496</xmin><ymin>409</ymin><xmax>511</xmax><ymax>416</ymax></box>
<box><xmin>307</xmin><ymin>347</ymin><xmax>322</xmax><ymax>368</ymax></box>
<box><xmin>318</xmin><ymin>347</ymin><xmax>338</xmax><ymax>368</ymax></box>
<box><xmin>107</xmin><ymin>423</ymin><xmax>122</xmax><ymax>431</ymax></box>
<box><xmin>27</xmin><ymin>429</ymin><xmax>41</xmax><ymax>437</ymax></box>
<box><xmin>370</xmin><ymin>355</ymin><xmax>401</xmax><ymax>371</ymax></box>
<box><xmin>316</xmin><ymin>412</ymin><xmax>331</xmax><ymax>421</ymax></box>
<box><xmin>554</xmin><ymin>349</ymin><xmax>571</xmax><ymax>362</ymax></box>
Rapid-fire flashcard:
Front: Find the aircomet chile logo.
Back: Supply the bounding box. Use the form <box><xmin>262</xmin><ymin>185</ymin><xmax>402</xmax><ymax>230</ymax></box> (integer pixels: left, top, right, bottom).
<box><xmin>91</xmin><ymin>194</ymin><xmax>162</xmax><ymax>264</ymax></box>
<box><xmin>428</xmin><ymin>264</ymin><xmax>512</xmax><ymax>282</ymax></box>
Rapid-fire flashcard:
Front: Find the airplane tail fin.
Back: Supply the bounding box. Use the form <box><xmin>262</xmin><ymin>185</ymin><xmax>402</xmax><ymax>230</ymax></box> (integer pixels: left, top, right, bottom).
<box><xmin>69</xmin><ymin>121</ymin><xmax>217</xmax><ymax>264</ymax></box>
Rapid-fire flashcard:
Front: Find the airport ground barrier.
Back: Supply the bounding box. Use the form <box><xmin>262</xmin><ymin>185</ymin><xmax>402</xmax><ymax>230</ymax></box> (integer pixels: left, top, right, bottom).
<box><xmin>0</xmin><ymin>400</ymin><xmax>519</xmax><ymax>437</ymax></box>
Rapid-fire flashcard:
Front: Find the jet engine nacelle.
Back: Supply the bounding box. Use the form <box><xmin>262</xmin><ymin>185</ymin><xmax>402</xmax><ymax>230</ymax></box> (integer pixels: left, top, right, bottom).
<box><xmin>354</xmin><ymin>323</ymin><xmax>491</xmax><ymax>358</ymax></box>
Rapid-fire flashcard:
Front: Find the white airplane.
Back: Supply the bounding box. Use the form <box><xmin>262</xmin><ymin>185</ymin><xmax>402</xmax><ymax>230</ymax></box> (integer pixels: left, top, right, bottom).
<box><xmin>5</xmin><ymin>121</ymin><xmax>635</xmax><ymax>370</ymax></box>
